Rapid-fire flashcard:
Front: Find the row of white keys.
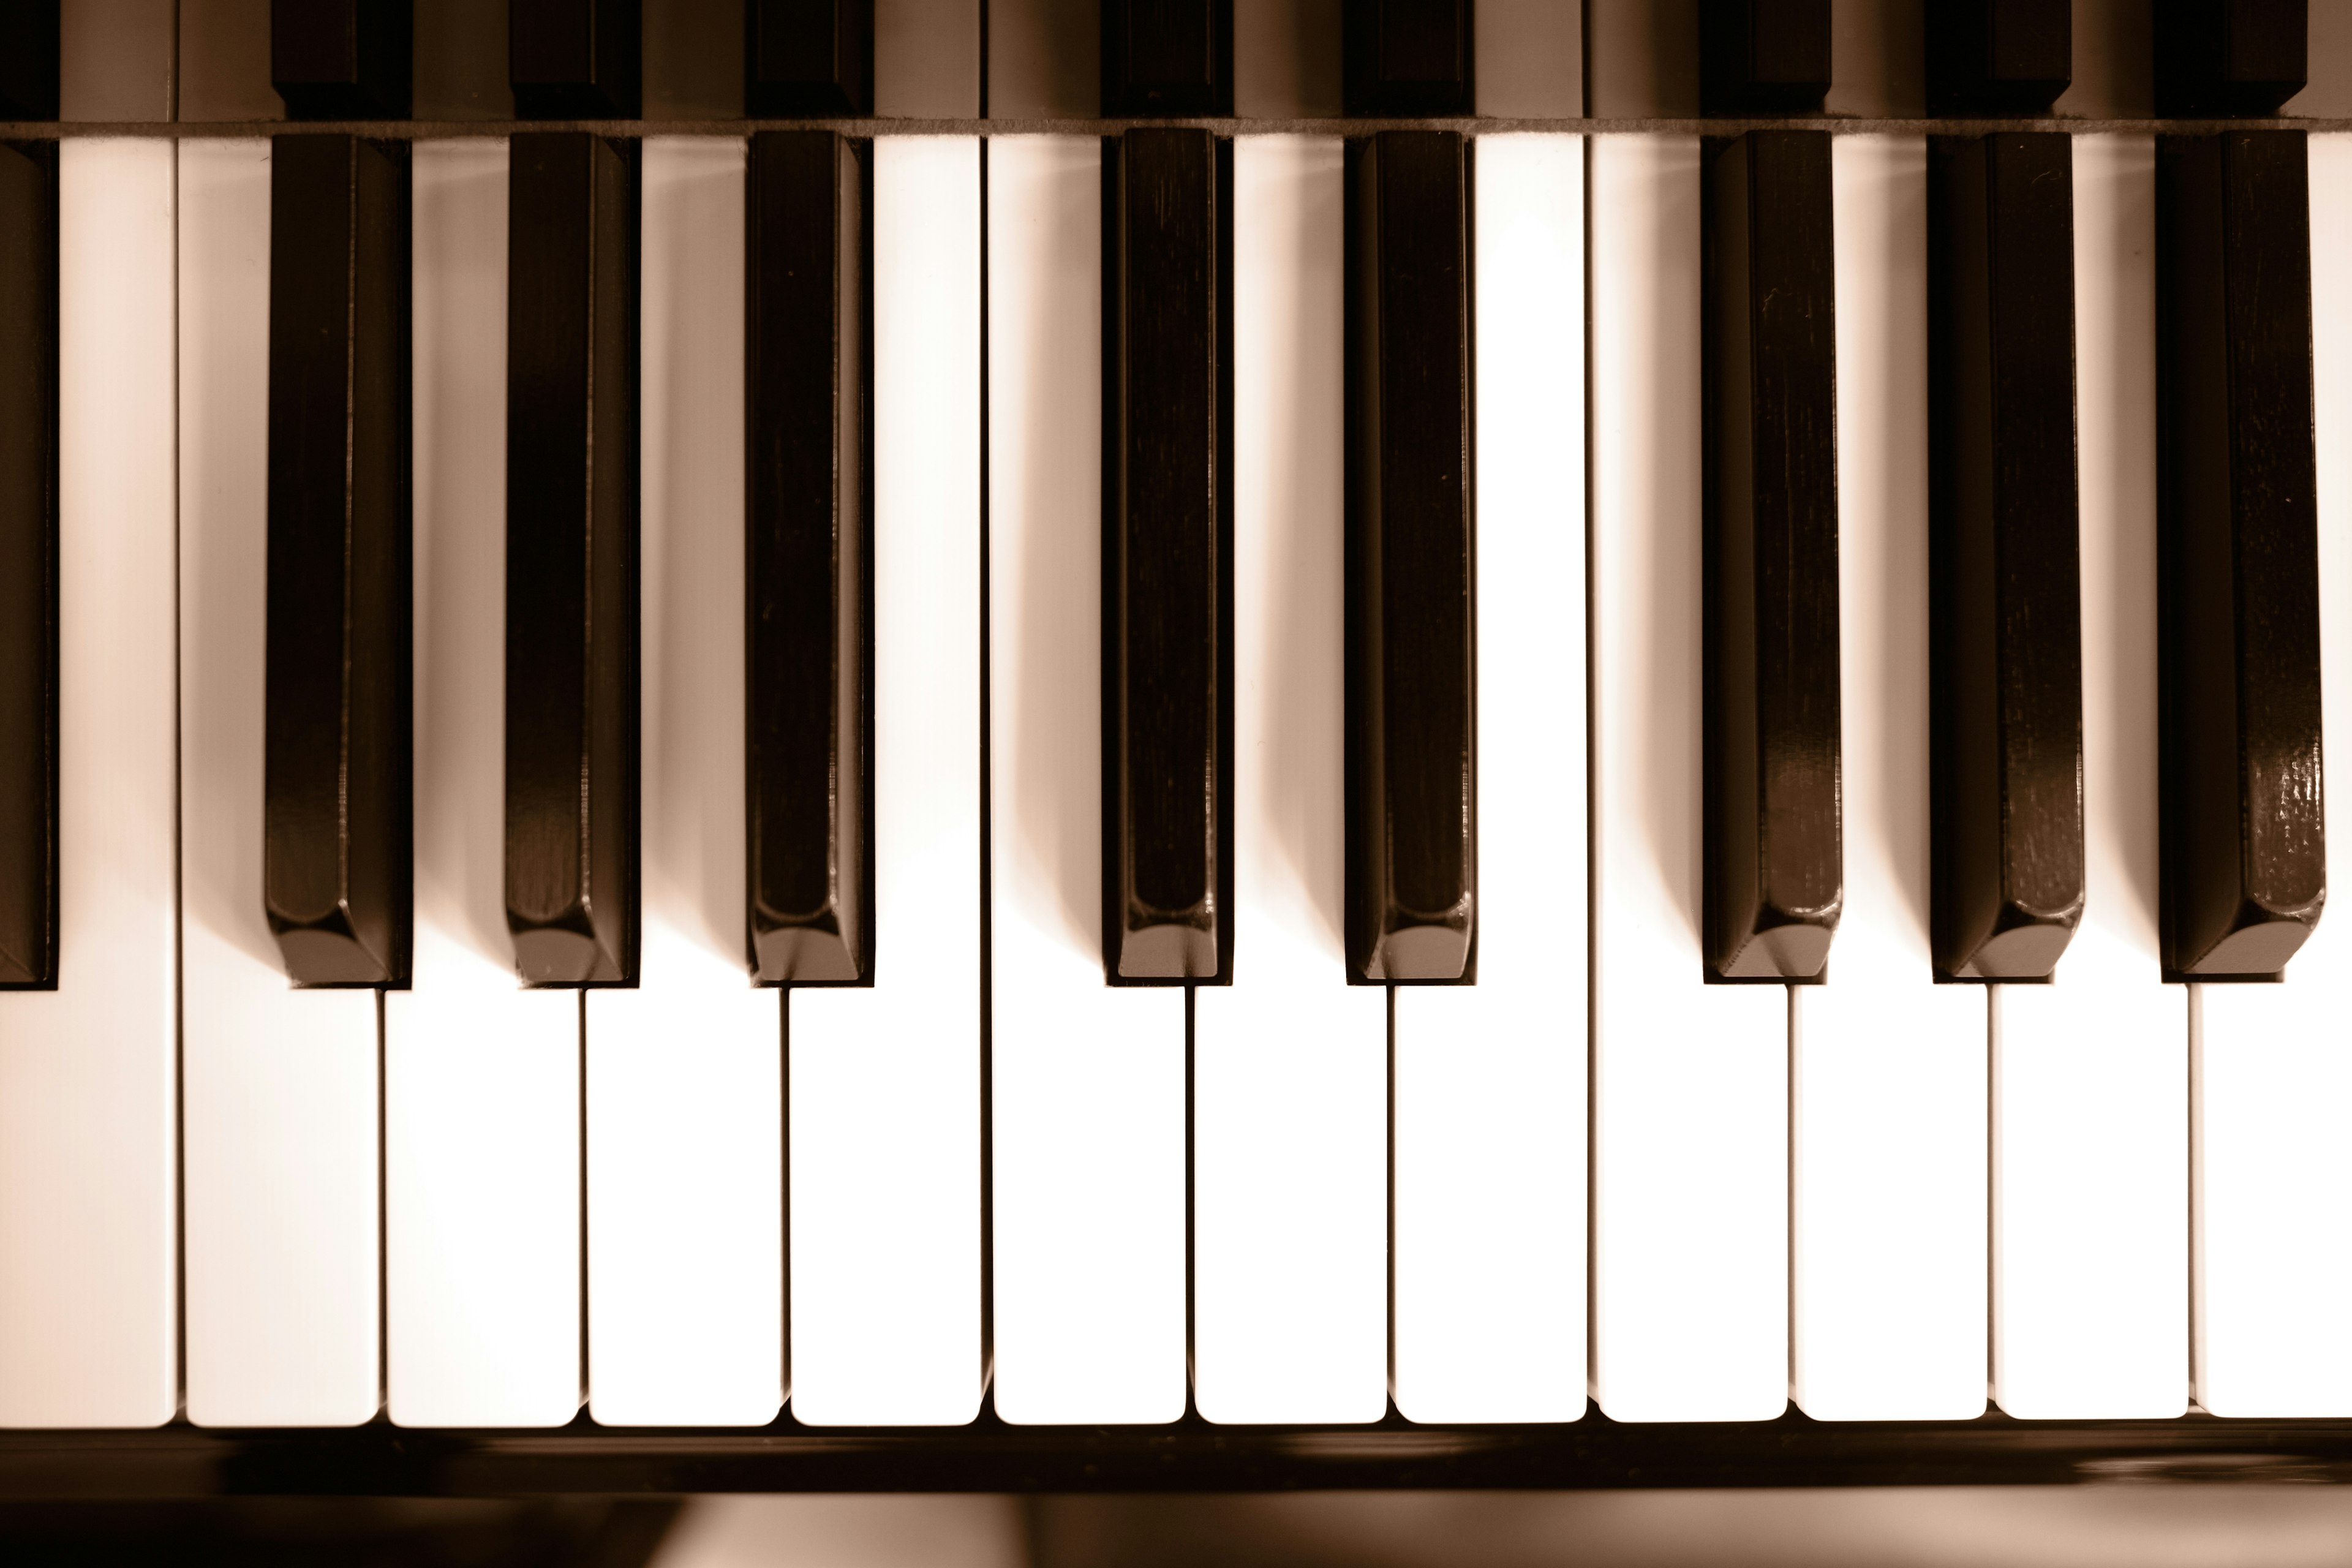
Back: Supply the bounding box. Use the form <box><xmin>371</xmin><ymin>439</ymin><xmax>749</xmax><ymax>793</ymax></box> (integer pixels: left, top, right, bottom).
<box><xmin>2195</xmin><ymin>132</ymin><xmax>2352</xmax><ymax>1417</ymax></box>
<box><xmin>0</xmin><ymin>140</ymin><xmax>181</xmax><ymax>1428</ymax></box>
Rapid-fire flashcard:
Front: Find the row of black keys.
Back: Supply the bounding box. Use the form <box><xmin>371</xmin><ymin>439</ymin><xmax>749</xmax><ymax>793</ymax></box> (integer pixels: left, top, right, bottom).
<box><xmin>0</xmin><ymin>0</ymin><xmax>2321</xmax><ymax>124</ymax></box>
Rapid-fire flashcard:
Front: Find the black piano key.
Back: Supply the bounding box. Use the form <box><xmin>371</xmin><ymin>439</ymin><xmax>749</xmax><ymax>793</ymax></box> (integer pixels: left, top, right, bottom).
<box><xmin>511</xmin><ymin>0</ymin><xmax>642</xmax><ymax>119</ymax></box>
<box><xmin>1925</xmin><ymin>0</ymin><xmax>2070</xmax><ymax>116</ymax></box>
<box><xmin>0</xmin><ymin>2</ymin><xmax>58</xmax><ymax>121</ymax></box>
<box><xmin>1344</xmin><ymin>130</ymin><xmax>1472</xmax><ymax>984</ymax></box>
<box><xmin>1703</xmin><ymin>129</ymin><xmax>1841</xmax><ymax>980</ymax></box>
<box><xmin>265</xmin><ymin>135</ymin><xmax>412</xmax><ymax>986</ymax></box>
<box><xmin>747</xmin><ymin>130</ymin><xmax>867</xmax><ymax>984</ymax></box>
<box><xmin>2154</xmin><ymin>0</ymin><xmax>2306</xmax><ymax>118</ymax></box>
<box><xmin>1928</xmin><ymin>133</ymin><xmax>2084</xmax><ymax>981</ymax></box>
<box><xmin>273</xmin><ymin>0</ymin><xmax>414</xmax><ymax>119</ymax></box>
<box><xmin>2157</xmin><ymin>130</ymin><xmax>2324</xmax><ymax>978</ymax></box>
<box><xmin>1104</xmin><ymin>127</ymin><xmax>1227</xmax><ymax>981</ymax></box>
<box><xmin>1341</xmin><ymin>0</ymin><xmax>1471</xmax><ymax>118</ymax></box>
<box><xmin>747</xmin><ymin>0</ymin><xmax>872</xmax><ymax>116</ymax></box>
<box><xmin>0</xmin><ymin>140</ymin><xmax>54</xmax><ymax>989</ymax></box>
<box><xmin>1102</xmin><ymin>1</ymin><xmax>1232</xmax><ymax>116</ymax></box>
<box><xmin>1700</xmin><ymin>0</ymin><xmax>1831</xmax><ymax>116</ymax></box>
<box><xmin>506</xmin><ymin>132</ymin><xmax>639</xmax><ymax>986</ymax></box>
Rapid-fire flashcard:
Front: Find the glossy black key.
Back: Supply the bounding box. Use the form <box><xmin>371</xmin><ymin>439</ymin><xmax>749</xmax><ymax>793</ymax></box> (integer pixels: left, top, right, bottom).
<box><xmin>0</xmin><ymin>2</ymin><xmax>57</xmax><ymax>120</ymax></box>
<box><xmin>1341</xmin><ymin>0</ymin><xmax>1470</xmax><ymax>117</ymax></box>
<box><xmin>1102</xmin><ymin>1</ymin><xmax>1231</xmax><ymax>116</ymax></box>
<box><xmin>2157</xmin><ymin>130</ymin><xmax>2324</xmax><ymax>978</ymax></box>
<box><xmin>0</xmin><ymin>140</ymin><xmax>54</xmax><ymax>988</ymax></box>
<box><xmin>1925</xmin><ymin>0</ymin><xmax>2070</xmax><ymax>115</ymax></box>
<box><xmin>507</xmin><ymin>132</ymin><xmax>639</xmax><ymax>986</ymax></box>
<box><xmin>511</xmin><ymin>0</ymin><xmax>641</xmax><ymax>118</ymax></box>
<box><xmin>1345</xmin><ymin>130</ymin><xmax>1472</xmax><ymax>983</ymax></box>
<box><xmin>273</xmin><ymin>0</ymin><xmax>413</xmax><ymax>119</ymax></box>
<box><xmin>1104</xmin><ymin>128</ymin><xmax>1229</xmax><ymax>980</ymax></box>
<box><xmin>1928</xmin><ymin>133</ymin><xmax>2084</xmax><ymax>981</ymax></box>
<box><xmin>2154</xmin><ymin>0</ymin><xmax>2305</xmax><ymax>118</ymax></box>
<box><xmin>747</xmin><ymin>0</ymin><xmax>872</xmax><ymax>116</ymax></box>
<box><xmin>265</xmin><ymin>135</ymin><xmax>412</xmax><ymax>986</ymax></box>
<box><xmin>1703</xmin><ymin>130</ymin><xmax>1841</xmax><ymax>980</ymax></box>
<box><xmin>747</xmin><ymin>130</ymin><xmax>866</xmax><ymax>984</ymax></box>
<box><xmin>1699</xmin><ymin>0</ymin><xmax>1831</xmax><ymax>116</ymax></box>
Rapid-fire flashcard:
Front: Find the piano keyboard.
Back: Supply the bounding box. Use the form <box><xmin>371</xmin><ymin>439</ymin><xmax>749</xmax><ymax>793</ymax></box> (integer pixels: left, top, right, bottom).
<box><xmin>3</xmin><ymin>0</ymin><xmax>2352</xmax><ymax>1450</ymax></box>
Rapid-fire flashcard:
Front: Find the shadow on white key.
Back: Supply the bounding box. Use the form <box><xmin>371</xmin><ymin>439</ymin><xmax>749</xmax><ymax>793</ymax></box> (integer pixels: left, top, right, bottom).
<box><xmin>0</xmin><ymin>139</ymin><xmax>179</xmax><ymax>1430</ymax></box>
<box><xmin>388</xmin><ymin>140</ymin><xmax>582</xmax><ymax>1429</ymax></box>
<box><xmin>1790</xmin><ymin>135</ymin><xmax>1988</xmax><ymax>1423</ymax></box>
<box><xmin>586</xmin><ymin>137</ymin><xmax>783</xmax><ymax>1430</ymax></box>
<box><xmin>1192</xmin><ymin>136</ymin><xmax>1387</xmax><ymax>1427</ymax></box>
<box><xmin>1588</xmin><ymin>134</ymin><xmax>1788</xmax><ymax>1424</ymax></box>
<box><xmin>788</xmin><ymin>137</ymin><xmax>982</xmax><ymax>1428</ymax></box>
<box><xmin>178</xmin><ymin>139</ymin><xmax>381</xmax><ymax>1428</ymax></box>
<box><xmin>2193</xmin><ymin>132</ymin><xmax>2352</xmax><ymax>1418</ymax></box>
<box><xmin>1992</xmin><ymin>135</ymin><xmax>2185</xmax><ymax>1422</ymax></box>
<box><xmin>1391</xmin><ymin>132</ymin><xmax>1586</xmax><ymax>1427</ymax></box>
<box><xmin>987</xmin><ymin>135</ymin><xmax>1186</xmax><ymax>1427</ymax></box>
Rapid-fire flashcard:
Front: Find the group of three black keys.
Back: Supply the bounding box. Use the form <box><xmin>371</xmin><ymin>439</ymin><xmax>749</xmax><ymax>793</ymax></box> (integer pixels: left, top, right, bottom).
<box><xmin>0</xmin><ymin>0</ymin><xmax>2328</xmax><ymax>1003</ymax></box>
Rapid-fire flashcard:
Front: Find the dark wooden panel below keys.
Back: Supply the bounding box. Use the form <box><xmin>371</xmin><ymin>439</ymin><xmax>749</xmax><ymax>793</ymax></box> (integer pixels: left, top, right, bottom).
<box><xmin>1700</xmin><ymin>0</ymin><xmax>1831</xmax><ymax>116</ymax></box>
<box><xmin>1926</xmin><ymin>0</ymin><xmax>2070</xmax><ymax>116</ymax></box>
<box><xmin>1345</xmin><ymin>130</ymin><xmax>1472</xmax><ymax>984</ymax></box>
<box><xmin>2158</xmin><ymin>130</ymin><xmax>2325</xmax><ymax>978</ymax></box>
<box><xmin>747</xmin><ymin>0</ymin><xmax>873</xmax><ymax>116</ymax></box>
<box><xmin>1342</xmin><ymin>0</ymin><xmax>1471</xmax><ymax>117</ymax></box>
<box><xmin>506</xmin><ymin>131</ymin><xmax>639</xmax><ymax>987</ymax></box>
<box><xmin>0</xmin><ymin>141</ymin><xmax>55</xmax><ymax>989</ymax></box>
<box><xmin>511</xmin><ymin>0</ymin><xmax>642</xmax><ymax>118</ymax></box>
<box><xmin>747</xmin><ymin>130</ymin><xmax>867</xmax><ymax>985</ymax></box>
<box><xmin>265</xmin><ymin>134</ymin><xmax>413</xmax><ymax>986</ymax></box>
<box><xmin>273</xmin><ymin>0</ymin><xmax>414</xmax><ymax>119</ymax></box>
<box><xmin>1929</xmin><ymin>133</ymin><xmax>2084</xmax><ymax>981</ymax></box>
<box><xmin>1703</xmin><ymin>129</ymin><xmax>1842</xmax><ymax>981</ymax></box>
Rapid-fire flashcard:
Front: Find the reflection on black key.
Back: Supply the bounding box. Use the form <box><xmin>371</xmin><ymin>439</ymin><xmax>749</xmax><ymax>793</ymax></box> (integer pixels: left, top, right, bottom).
<box><xmin>1699</xmin><ymin>0</ymin><xmax>1831</xmax><ymax>116</ymax></box>
<box><xmin>2157</xmin><ymin>130</ymin><xmax>2324</xmax><ymax>978</ymax></box>
<box><xmin>1102</xmin><ymin>1</ymin><xmax>1231</xmax><ymax>116</ymax></box>
<box><xmin>1345</xmin><ymin>130</ymin><xmax>1472</xmax><ymax>984</ymax></box>
<box><xmin>1703</xmin><ymin>130</ymin><xmax>1841</xmax><ymax>980</ymax></box>
<box><xmin>0</xmin><ymin>4</ymin><xmax>57</xmax><ymax>121</ymax></box>
<box><xmin>0</xmin><ymin>141</ymin><xmax>53</xmax><ymax>989</ymax></box>
<box><xmin>1105</xmin><ymin>127</ymin><xmax>1228</xmax><ymax>981</ymax></box>
<box><xmin>511</xmin><ymin>0</ymin><xmax>642</xmax><ymax>118</ymax></box>
<box><xmin>1342</xmin><ymin>0</ymin><xmax>1471</xmax><ymax>117</ymax></box>
<box><xmin>747</xmin><ymin>130</ymin><xmax>866</xmax><ymax>984</ymax></box>
<box><xmin>273</xmin><ymin>0</ymin><xmax>413</xmax><ymax>119</ymax></box>
<box><xmin>1928</xmin><ymin>133</ymin><xmax>2084</xmax><ymax>981</ymax></box>
<box><xmin>747</xmin><ymin>0</ymin><xmax>873</xmax><ymax>116</ymax></box>
<box><xmin>1926</xmin><ymin>0</ymin><xmax>2070</xmax><ymax>115</ymax></box>
<box><xmin>265</xmin><ymin>135</ymin><xmax>412</xmax><ymax>986</ymax></box>
<box><xmin>507</xmin><ymin>132</ymin><xmax>639</xmax><ymax>986</ymax></box>
<box><xmin>2154</xmin><ymin>0</ymin><xmax>2306</xmax><ymax>118</ymax></box>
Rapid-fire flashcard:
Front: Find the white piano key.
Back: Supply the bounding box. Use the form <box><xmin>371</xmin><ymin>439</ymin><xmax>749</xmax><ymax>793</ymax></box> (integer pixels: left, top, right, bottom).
<box><xmin>787</xmin><ymin>135</ymin><xmax>983</xmax><ymax>1428</ymax></box>
<box><xmin>1790</xmin><ymin>134</ymin><xmax>1988</xmax><ymax>1423</ymax></box>
<box><xmin>1390</xmin><ymin>132</ymin><xmax>1586</xmax><ymax>1427</ymax></box>
<box><xmin>2192</xmin><ymin>131</ymin><xmax>2352</xmax><ymax>1418</ymax></box>
<box><xmin>386</xmin><ymin>138</ymin><xmax>582</xmax><ymax>1429</ymax></box>
<box><xmin>586</xmin><ymin>136</ymin><xmax>783</xmax><ymax>1430</ymax></box>
<box><xmin>1588</xmin><ymin>132</ymin><xmax>1789</xmax><ymax>1424</ymax></box>
<box><xmin>177</xmin><ymin>138</ymin><xmax>381</xmax><ymax>1428</ymax></box>
<box><xmin>0</xmin><ymin>137</ymin><xmax>180</xmax><ymax>1430</ymax></box>
<box><xmin>1992</xmin><ymin>134</ymin><xmax>2185</xmax><ymax>1421</ymax></box>
<box><xmin>1191</xmin><ymin>135</ymin><xmax>1387</xmax><ymax>1427</ymax></box>
<box><xmin>986</xmin><ymin>135</ymin><xmax>1186</xmax><ymax>1427</ymax></box>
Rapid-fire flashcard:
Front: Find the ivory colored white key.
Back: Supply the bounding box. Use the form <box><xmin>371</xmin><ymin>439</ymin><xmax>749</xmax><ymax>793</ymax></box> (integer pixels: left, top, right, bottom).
<box><xmin>178</xmin><ymin>138</ymin><xmax>382</xmax><ymax>1428</ymax></box>
<box><xmin>1390</xmin><ymin>132</ymin><xmax>1586</xmax><ymax>1426</ymax></box>
<box><xmin>0</xmin><ymin>138</ymin><xmax>179</xmax><ymax>1430</ymax></box>
<box><xmin>987</xmin><ymin>135</ymin><xmax>1186</xmax><ymax>1427</ymax></box>
<box><xmin>1588</xmin><ymin>133</ymin><xmax>1789</xmax><ymax>1424</ymax></box>
<box><xmin>1191</xmin><ymin>135</ymin><xmax>1387</xmax><ymax>1427</ymax></box>
<box><xmin>585</xmin><ymin>137</ymin><xmax>784</xmax><ymax>1430</ymax></box>
<box><xmin>2193</xmin><ymin>132</ymin><xmax>2352</xmax><ymax>1418</ymax></box>
<box><xmin>787</xmin><ymin>135</ymin><xmax>983</xmax><ymax>1428</ymax></box>
<box><xmin>1992</xmin><ymin>134</ymin><xmax>2185</xmax><ymax>1421</ymax></box>
<box><xmin>1789</xmin><ymin>134</ymin><xmax>1988</xmax><ymax>1423</ymax></box>
<box><xmin>386</xmin><ymin>139</ymin><xmax>582</xmax><ymax>1428</ymax></box>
